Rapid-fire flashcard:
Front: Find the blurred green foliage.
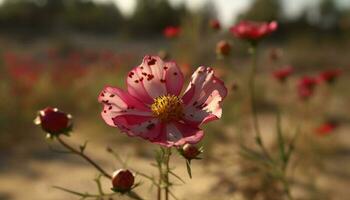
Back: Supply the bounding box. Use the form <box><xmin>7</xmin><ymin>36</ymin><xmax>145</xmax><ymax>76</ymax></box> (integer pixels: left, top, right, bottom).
<box><xmin>0</xmin><ymin>0</ymin><xmax>188</xmax><ymax>36</ymax></box>
<box><xmin>0</xmin><ymin>0</ymin><xmax>349</xmax><ymax>39</ymax></box>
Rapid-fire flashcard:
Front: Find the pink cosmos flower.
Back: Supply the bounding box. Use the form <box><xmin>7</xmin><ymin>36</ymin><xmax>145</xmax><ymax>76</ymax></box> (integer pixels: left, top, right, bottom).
<box><xmin>230</xmin><ymin>21</ymin><xmax>278</xmax><ymax>41</ymax></box>
<box><xmin>272</xmin><ymin>66</ymin><xmax>294</xmax><ymax>83</ymax></box>
<box><xmin>163</xmin><ymin>26</ymin><xmax>181</xmax><ymax>38</ymax></box>
<box><xmin>98</xmin><ymin>56</ymin><xmax>227</xmax><ymax>147</ymax></box>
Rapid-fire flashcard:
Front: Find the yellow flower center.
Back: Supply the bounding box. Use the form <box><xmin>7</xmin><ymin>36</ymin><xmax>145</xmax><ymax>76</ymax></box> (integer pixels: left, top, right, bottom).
<box><xmin>151</xmin><ymin>95</ymin><xmax>183</xmax><ymax>122</ymax></box>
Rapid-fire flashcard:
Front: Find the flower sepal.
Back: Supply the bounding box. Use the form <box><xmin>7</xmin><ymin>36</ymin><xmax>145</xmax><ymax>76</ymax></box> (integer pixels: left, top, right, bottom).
<box><xmin>111</xmin><ymin>183</ymin><xmax>140</xmax><ymax>194</ymax></box>
<box><xmin>178</xmin><ymin>144</ymin><xmax>204</xmax><ymax>161</ymax></box>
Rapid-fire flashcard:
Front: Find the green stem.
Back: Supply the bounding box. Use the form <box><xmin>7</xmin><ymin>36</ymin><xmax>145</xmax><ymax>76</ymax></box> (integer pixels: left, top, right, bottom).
<box><xmin>248</xmin><ymin>45</ymin><xmax>272</xmax><ymax>161</ymax></box>
<box><xmin>157</xmin><ymin>157</ymin><xmax>162</xmax><ymax>200</ymax></box>
<box><xmin>164</xmin><ymin>148</ymin><xmax>172</xmax><ymax>200</ymax></box>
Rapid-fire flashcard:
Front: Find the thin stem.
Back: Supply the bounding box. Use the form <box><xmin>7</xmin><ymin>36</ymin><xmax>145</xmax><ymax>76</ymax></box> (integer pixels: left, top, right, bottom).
<box><xmin>164</xmin><ymin>148</ymin><xmax>171</xmax><ymax>200</ymax></box>
<box><xmin>53</xmin><ymin>186</ymin><xmax>116</xmax><ymax>199</ymax></box>
<box><xmin>282</xmin><ymin>177</ymin><xmax>293</xmax><ymax>200</ymax></box>
<box><xmin>248</xmin><ymin>45</ymin><xmax>272</xmax><ymax>161</ymax></box>
<box><xmin>157</xmin><ymin>158</ymin><xmax>162</xmax><ymax>200</ymax></box>
<box><xmin>54</xmin><ymin>186</ymin><xmax>144</xmax><ymax>200</ymax></box>
<box><xmin>56</xmin><ymin>136</ymin><xmax>112</xmax><ymax>179</ymax></box>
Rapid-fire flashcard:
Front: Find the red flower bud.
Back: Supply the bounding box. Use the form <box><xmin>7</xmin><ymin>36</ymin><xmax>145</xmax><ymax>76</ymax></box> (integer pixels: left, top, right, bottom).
<box><xmin>182</xmin><ymin>144</ymin><xmax>201</xmax><ymax>160</ymax></box>
<box><xmin>209</xmin><ymin>19</ymin><xmax>221</xmax><ymax>30</ymax></box>
<box><xmin>34</xmin><ymin>107</ymin><xmax>72</xmax><ymax>136</ymax></box>
<box><xmin>216</xmin><ymin>40</ymin><xmax>231</xmax><ymax>57</ymax></box>
<box><xmin>112</xmin><ymin>169</ymin><xmax>135</xmax><ymax>193</ymax></box>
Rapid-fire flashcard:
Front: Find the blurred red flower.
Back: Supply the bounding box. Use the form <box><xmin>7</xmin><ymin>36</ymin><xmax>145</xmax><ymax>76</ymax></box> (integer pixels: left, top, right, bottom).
<box><xmin>318</xmin><ymin>69</ymin><xmax>341</xmax><ymax>85</ymax></box>
<box><xmin>272</xmin><ymin>66</ymin><xmax>294</xmax><ymax>83</ymax></box>
<box><xmin>163</xmin><ymin>26</ymin><xmax>181</xmax><ymax>38</ymax></box>
<box><xmin>209</xmin><ymin>19</ymin><xmax>221</xmax><ymax>30</ymax></box>
<box><xmin>315</xmin><ymin>121</ymin><xmax>338</xmax><ymax>136</ymax></box>
<box><xmin>230</xmin><ymin>21</ymin><xmax>278</xmax><ymax>41</ymax></box>
<box><xmin>297</xmin><ymin>76</ymin><xmax>318</xmax><ymax>100</ymax></box>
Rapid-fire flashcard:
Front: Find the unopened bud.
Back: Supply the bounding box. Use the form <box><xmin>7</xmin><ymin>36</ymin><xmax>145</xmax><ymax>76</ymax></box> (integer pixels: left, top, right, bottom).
<box><xmin>34</xmin><ymin>107</ymin><xmax>72</xmax><ymax>136</ymax></box>
<box><xmin>111</xmin><ymin>169</ymin><xmax>135</xmax><ymax>193</ymax></box>
<box><xmin>182</xmin><ymin>144</ymin><xmax>202</xmax><ymax>160</ymax></box>
<box><xmin>216</xmin><ymin>40</ymin><xmax>231</xmax><ymax>57</ymax></box>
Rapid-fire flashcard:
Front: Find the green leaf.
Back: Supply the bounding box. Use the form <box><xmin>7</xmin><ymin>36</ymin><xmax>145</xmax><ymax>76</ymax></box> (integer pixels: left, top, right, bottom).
<box><xmin>79</xmin><ymin>140</ymin><xmax>88</xmax><ymax>153</ymax></box>
<box><xmin>185</xmin><ymin>160</ymin><xmax>192</xmax><ymax>179</ymax></box>
<box><xmin>169</xmin><ymin>170</ymin><xmax>185</xmax><ymax>184</ymax></box>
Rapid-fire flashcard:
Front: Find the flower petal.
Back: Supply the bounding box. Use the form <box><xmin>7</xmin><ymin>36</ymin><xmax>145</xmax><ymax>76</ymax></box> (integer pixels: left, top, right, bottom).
<box><xmin>151</xmin><ymin>122</ymin><xmax>204</xmax><ymax>147</ymax></box>
<box><xmin>182</xmin><ymin>66</ymin><xmax>227</xmax><ymax>125</ymax></box>
<box><xmin>164</xmin><ymin>61</ymin><xmax>184</xmax><ymax>96</ymax></box>
<box><xmin>112</xmin><ymin>115</ymin><xmax>162</xmax><ymax>140</ymax></box>
<box><xmin>126</xmin><ymin>56</ymin><xmax>184</xmax><ymax>102</ymax></box>
<box><xmin>98</xmin><ymin>86</ymin><xmax>151</xmax><ymax>127</ymax></box>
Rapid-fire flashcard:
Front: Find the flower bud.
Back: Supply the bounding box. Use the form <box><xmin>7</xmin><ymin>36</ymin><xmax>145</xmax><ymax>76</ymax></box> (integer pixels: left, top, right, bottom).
<box><xmin>216</xmin><ymin>40</ymin><xmax>231</xmax><ymax>57</ymax></box>
<box><xmin>209</xmin><ymin>19</ymin><xmax>221</xmax><ymax>31</ymax></box>
<box><xmin>112</xmin><ymin>169</ymin><xmax>135</xmax><ymax>193</ymax></box>
<box><xmin>182</xmin><ymin>144</ymin><xmax>202</xmax><ymax>160</ymax></box>
<box><xmin>34</xmin><ymin>107</ymin><xmax>72</xmax><ymax>136</ymax></box>
<box><xmin>231</xmin><ymin>81</ymin><xmax>239</xmax><ymax>91</ymax></box>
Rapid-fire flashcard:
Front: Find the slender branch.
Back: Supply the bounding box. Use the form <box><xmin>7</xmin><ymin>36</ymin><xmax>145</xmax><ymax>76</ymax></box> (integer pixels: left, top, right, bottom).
<box><xmin>94</xmin><ymin>175</ymin><xmax>104</xmax><ymax>196</ymax></box>
<box><xmin>53</xmin><ymin>186</ymin><xmax>116</xmax><ymax>199</ymax></box>
<box><xmin>248</xmin><ymin>45</ymin><xmax>272</xmax><ymax>161</ymax></box>
<box><xmin>56</xmin><ymin>136</ymin><xmax>112</xmax><ymax>179</ymax></box>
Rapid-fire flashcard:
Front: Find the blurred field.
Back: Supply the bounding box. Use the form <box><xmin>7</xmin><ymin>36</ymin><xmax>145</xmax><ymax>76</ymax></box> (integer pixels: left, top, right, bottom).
<box><xmin>0</xmin><ymin>0</ymin><xmax>350</xmax><ymax>200</ymax></box>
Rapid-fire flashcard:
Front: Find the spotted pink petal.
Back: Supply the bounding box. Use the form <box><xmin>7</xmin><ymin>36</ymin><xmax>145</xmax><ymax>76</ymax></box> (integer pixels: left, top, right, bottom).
<box><xmin>164</xmin><ymin>61</ymin><xmax>184</xmax><ymax>96</ymax></box>
<box><xmin>151</xmin><ymin>121</ymin><xmax>204</xmax><ymax>147</ymax></box>
<box><xmin>126</xmin><ymin>56</ymin><xmax>184</xmax><ymax>103</ymax></box>
<box><xmin>112</xmin><ymin>115</ymin><xmax>162</xmax><ymax>140</ymax></box>
<box><xmin>98</xmin><ymin>86</ymin><xmax>151</xmax><ymax>127</ymax></box>
<box><xmin>182</xmin><ymin>66</ymin><xmax>227</xmax><ymax>126</ymax></box>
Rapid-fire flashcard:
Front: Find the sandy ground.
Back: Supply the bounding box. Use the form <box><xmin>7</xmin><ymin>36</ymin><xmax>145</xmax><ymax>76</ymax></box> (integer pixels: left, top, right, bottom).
<box><xmin>1</xmin><ymin>114</ymin><xmax>350</xmax><ymax>200</ymax></box>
